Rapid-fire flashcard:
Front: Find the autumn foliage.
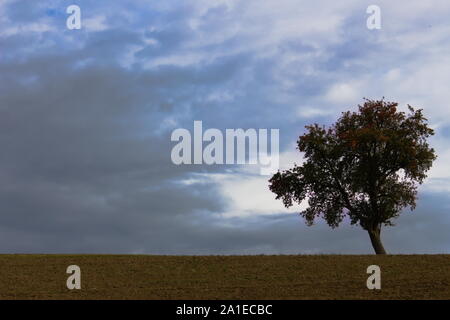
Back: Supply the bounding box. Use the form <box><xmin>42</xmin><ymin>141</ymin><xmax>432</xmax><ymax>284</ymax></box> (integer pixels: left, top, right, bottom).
<box><xmin>269</xmin><ymin>99</ymin><xmax>437</xmax><ymax>254</ymax></box>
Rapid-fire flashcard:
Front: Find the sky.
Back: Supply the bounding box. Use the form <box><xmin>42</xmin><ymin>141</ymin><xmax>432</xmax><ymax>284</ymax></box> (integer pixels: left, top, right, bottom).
<box><xmin>0</xmin><ymin>0</ymin><xmax>449</xmax><ymax>254</ymax></box>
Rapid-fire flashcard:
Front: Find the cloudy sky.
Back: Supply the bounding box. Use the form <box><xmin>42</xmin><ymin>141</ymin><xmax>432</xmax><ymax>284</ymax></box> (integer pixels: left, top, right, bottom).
<box><xmin>0</xmin><ymin>0</ymin><xmax>449</xmax><ymax>254</ymax></box>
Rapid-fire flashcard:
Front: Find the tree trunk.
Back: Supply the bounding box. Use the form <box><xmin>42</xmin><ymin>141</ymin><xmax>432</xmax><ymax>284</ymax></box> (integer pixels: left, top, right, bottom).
<box><xmin>368</xmin><ymin>226</ymin><xmax>387</xmax><ymax>255</ymax></box>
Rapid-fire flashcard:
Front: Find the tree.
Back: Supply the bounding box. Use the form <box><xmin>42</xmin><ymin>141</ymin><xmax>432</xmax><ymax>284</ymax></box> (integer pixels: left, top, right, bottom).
<box><xmin>269</xmin><ymin>99</ymin><xmax>436</xmax><ymax>254</ymax></box>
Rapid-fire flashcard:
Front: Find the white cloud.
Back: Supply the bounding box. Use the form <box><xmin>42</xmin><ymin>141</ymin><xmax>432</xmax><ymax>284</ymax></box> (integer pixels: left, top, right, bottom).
<box><xmin>207</xmin><ymin>172</ymin><xmax>303</xmax><ymax>218</ymax></box>
<box><xmin>183</xmin><ymin>147</ymin><xmax>305</xmax><ymax>218</ymax></box>
<box><xmin>83</xmin><ymin>15</ymin><xmax>109</xmax><ymax>32</ymax></box>
<box><xmin>0</xmin><ymin>22</ymin><xmax>55</xmax><ymax>37</ymax></box>
<box><xmin>325</xmin><ymin>82</ymin><xmax>361</xmax><ymax>104</ymax></box>
<box><xmin>296</xmin><ymin>106</ymin><xmax>334</xmax><ymax>119</ymax></box>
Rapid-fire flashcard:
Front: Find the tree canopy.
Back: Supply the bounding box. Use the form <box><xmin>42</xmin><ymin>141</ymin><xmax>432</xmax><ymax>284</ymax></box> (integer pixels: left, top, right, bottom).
<box><xmin>269</xmin><ymin>99</ymin><xmax>437</xmax><ymax>254</ymax></box>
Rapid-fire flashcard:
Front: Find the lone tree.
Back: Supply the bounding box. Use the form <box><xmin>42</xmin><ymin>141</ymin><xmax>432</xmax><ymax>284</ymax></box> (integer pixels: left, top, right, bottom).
<box><xmin>269</xmin><ymin>99</ymin><xmax>436</xmax><ymax>254</ymax></box>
